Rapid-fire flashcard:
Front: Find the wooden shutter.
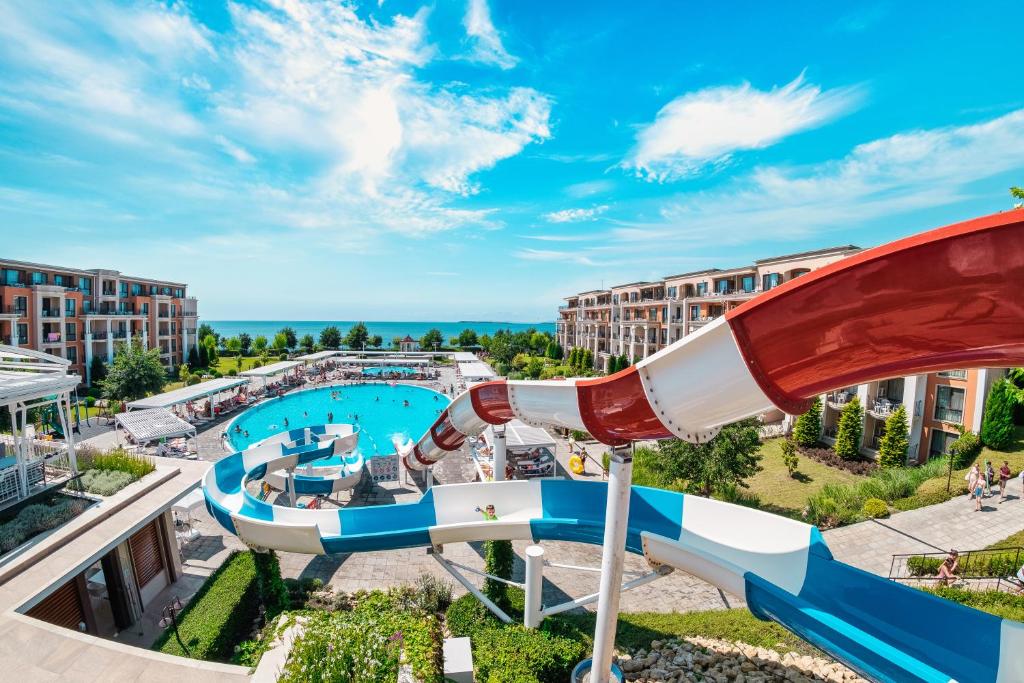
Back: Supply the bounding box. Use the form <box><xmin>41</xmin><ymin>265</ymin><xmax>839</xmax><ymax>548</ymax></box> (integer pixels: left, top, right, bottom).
<box><xmin>26</xmin><ymin>579</ymin><xmax>85</xmax><ymax>631</ymax></box>
<box><xmin>128</xmin><ymin>520</ymin><xmax>164</xmax><ymax>589</ymax></box>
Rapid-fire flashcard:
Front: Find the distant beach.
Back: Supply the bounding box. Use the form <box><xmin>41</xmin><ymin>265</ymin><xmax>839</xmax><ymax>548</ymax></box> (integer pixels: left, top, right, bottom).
<box><xmin>205</xmin><ymin>320</ymin><xmax>555</xmax><ymax>340</ymax></box>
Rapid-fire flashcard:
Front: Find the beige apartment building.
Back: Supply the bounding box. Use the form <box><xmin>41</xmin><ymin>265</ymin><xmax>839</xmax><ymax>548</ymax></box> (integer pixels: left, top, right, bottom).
<box><xmin>0</xmin><ymin>259</ymin><xmax>198</xmax><ymax>384</ymax></box>
<box><xmin>556</xmin><ymin>245</ymin><xmax>1006</xmax><ymax>463</ymax></box>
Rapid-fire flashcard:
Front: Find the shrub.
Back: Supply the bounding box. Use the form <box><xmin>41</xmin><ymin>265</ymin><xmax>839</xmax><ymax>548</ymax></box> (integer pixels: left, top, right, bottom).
<box><xmin>186</xmin><ymin>373</ymin><xmax>202</xmax><ymax>386</ymax></box>
<box><xmin>484</xmin><ymin>540</ymin><xmax>515</xmax><ymax>611</ymax></box>
<box><xmin>949</xmin><ymin>429</ymin><xmax>982</xmax><ymax>468</ymax></box>
<box><xmin>878</xmin><ymin>405</ymin><xmax>910</xmax><ymax>468</ymax></box>
<box><xmin>84</xmin><ymin>396</ymin><xmax>96</xmax><ymax>408</ymax></box>
<box><xmin>278</xmin><ymin>353</ymin><xmax>287</xmax><ymax>361</ymax></box>
<box><xmin>410</xmin><ymin>574</ymin><xmax>453</xmax><ymax>614</ymax></box>
<box><xmin>0</xmin><ymin>496</ymin><xmax>90</xmax><ymax>553</ymax></box>
<box><xmin>861</xmin><ymin>498</ymin><xmax>889</xmax><ymax>518</ymax></box>
<box><xmin>226</xmin><ymin>368</ymin><xmax>238</xmax><ymax>376</ymax></box>
<box><xmin>834</xmin><ymin>396</ymin><xmax>864</xmax><ymax>460</ymax></box>
<box><xmin>792</xmin><ymin>397</ymin><xmax>822</xmax><ymax>447</ymax></box>
<box><xmin>471</xmin><ymin>625</ymin><xmax>587</xmax><ymax>683</ymax></box>
<box><xmin>78</xmin><ymin>469</ymin><xmax>134</xmax><ymax>495</ymax></box>
<box><xmin>981</xmin><ymin>379</ymin><xmax>1017</xmax><ymax>450</ymax></box>
<box><xmin>446</xmin><ymin>593</ymin><xmax>501</xmax><ymax>638</ymax></box>
<box><xmin>211</xmin><ymin>370</ymin><xmax>223</xmax><ymax>379</ymax></box>
<box><xmin>926</xmin><ymin>587</ymin><xmax>1024</xmax><ymax>622</ymax></box>
<box><xmin>781</xmin><ymin>438</ymin><xmax>800</xmax><ymax>477</ymax></box>
<box><xmin>153</xmin><ymin>550</ymin><xmax>286</xmax><ymax>661</ymax></box>
<box><xmin>906</xmin><ymin>556</ymin><xmax>943</xmax><ymax>576</ymax></box>
<box><xmin>805</xmin><ymin>482</ymin><xmax>864</xmax><ymax>528</ymax></box>
<box><xmin>77</xmin><ymin>447</ymin><xmax>155</xmax><ymax>480</ymax></box>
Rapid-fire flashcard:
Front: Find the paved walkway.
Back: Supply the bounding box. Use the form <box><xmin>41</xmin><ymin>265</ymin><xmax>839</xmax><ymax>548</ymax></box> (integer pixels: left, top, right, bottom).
<box><xmin>824</xmin><ymin>488</ymin><xmax>1024</xmax><ymax>576</ymax></box>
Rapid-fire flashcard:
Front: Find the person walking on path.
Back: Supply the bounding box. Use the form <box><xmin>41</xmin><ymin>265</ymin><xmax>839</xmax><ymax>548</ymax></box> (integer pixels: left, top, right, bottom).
<box><xmin>967</xmin><ymin>464</ymin><xmax>980</xmax><ymax>504</ymax></box>
<box><xmin>984</xmin><ymin>460</ymin><xmax>996</xmax><ymax>497</ymax></box>
<box><xmin>999</xmin><ymin>461</ymin><xmax>1012</xmax><ymax>502</ymax></box>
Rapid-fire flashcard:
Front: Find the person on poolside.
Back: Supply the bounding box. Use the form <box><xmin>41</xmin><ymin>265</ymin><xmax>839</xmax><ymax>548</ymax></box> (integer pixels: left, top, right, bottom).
<box><xmin>936</xmin><ymin>549</ymin><xmax>959</xmax><ymax>586</ymax></box>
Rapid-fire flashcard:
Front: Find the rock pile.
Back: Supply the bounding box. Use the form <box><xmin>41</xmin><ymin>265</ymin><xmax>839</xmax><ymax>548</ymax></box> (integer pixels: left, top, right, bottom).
<box><xmin>615</xmin><ymin>636</ymin><xmax>868</xmax><ymax>682</ymax></box>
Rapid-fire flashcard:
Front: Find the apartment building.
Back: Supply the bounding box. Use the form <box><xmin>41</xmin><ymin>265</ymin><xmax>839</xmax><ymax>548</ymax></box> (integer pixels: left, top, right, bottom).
<box><xmin>556</xmin><ymin>245</ymin><xmax>1005</xmax><ymax>463</ymax></box>
<box><xmin>0</xmin><ymin>259</ymin><xmax>198</xmax><ymax>384</ymax></box>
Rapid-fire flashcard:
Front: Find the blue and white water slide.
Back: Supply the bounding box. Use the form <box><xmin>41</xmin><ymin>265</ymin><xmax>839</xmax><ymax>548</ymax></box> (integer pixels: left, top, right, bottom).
<box><xmin>204</xmin><ymin>209</ymin><xmax>1024</xmax><ymax>682</ymax></box>
<box><xmin>252</xmin><ymin>424</ymin><xmax>364</xmax><ymax>496</ymax></box>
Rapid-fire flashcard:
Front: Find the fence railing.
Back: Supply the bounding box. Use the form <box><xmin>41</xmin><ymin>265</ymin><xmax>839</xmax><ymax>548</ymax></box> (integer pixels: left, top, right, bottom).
<box><xmin>889</xmin><ymin>547</ymin><xmax>1024</xmax><ymax>592</ymax></box>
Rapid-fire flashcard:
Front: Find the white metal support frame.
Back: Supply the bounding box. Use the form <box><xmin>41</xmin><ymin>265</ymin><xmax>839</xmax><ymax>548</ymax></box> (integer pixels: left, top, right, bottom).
<box><xmin>591</xmin><ymin>443</ymin><xmax>634</xmax><ymax>683</ymax></box>
<box><xmin>492</xmin><ymin>425</ymin><xmax>507</xmax><ymax>482</ymax></box>
<box><xmin>524</xmin><ymin>544</ymin><xmax>544</xmax><ymax>628</ymax></box>
<box><xmin>429</xmin><ymin>548</ymin><xmax>516</xmax><ymax>624</ymax></box>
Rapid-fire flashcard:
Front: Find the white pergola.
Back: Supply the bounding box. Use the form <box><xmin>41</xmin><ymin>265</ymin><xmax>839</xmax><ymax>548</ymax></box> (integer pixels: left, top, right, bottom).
<box><xmin>115</xmin><ymin>408</ymin><xmax>198</xmax><ymax>452</ymax></box>
<box><xmin>240</xmin><ymin>360</ymin><xmax>302</xmax><ymax>388</ymax></box>
<box><xmin>457</xmin><ymin>361</ymin><xmax>496</xmax><ymax>381</ymax></box>
<box><xmin>0</xmin><ymin>345</ymin><xmax>81</xmax><ymax>506</ymax></box>
<box><xmin>452</xmin><ymin>352</ymin><xmax>479</xmax><ymax>362</ymax></box>
<box><xmin>126</xmin><ymin>377</ymin><xmax>249</xmax><ymax>417</ymax></box>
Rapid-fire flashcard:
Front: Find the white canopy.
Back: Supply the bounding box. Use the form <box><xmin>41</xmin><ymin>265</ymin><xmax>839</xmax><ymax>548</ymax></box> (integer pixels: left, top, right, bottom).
<box><xmin>127</xmin><ymin>377</ymin><xmax>248</xmax><ymax>409</ymax></box>
<box><xmin>452</xmin><ymin>352</ymin><xmax>478</xmax><ymax>362</ymax></box>
<box><xmin>297</xmin><ymin>350</ymin><xmax>338</xmax><ymax>362</ymax></box>
<box><xmin>240</xmin><ymin>360</ymin><xmax>302</xmax><ymax>377</ymax></box>
<box><xmin>0</xmin><ymin>344</ymin><xmax>81</xmax><ymax>404</ymax></box>
<box><xmin>486</xmin><ymin>419</ymin><xmax>555</xmax><ymax>451</ymax></box>
<box><xmin>116</xmin><ymin>408</ymin><xmax>196</xmax><ymax>443</ymax></box>
<box><xmin>457</xmin><ymin>361</ymin><xmax>496</xmax><ymax>380</ymax></box>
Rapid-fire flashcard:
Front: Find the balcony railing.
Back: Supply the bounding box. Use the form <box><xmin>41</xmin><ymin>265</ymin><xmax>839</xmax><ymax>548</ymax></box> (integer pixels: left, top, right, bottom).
<box><xmin>42</xmin><ymin>333</ymin><xmax>61</xmax><ymax>344</ymax></box>
<box><xmin>938</xmin><ymin>369</ymin><xmax>968</xmax><ymax>380</ymax></box>
<box><xmin>40</xmin><ymin>309</ymin><xmax>61</xmax><ymax>318</ymax></box>
<box><xmin>869</xmin><ymin>400</ymin><xmax>897</xmax><ymax>418</ymax></box>
<box><xmin>935</xmin><ymin>407</ymin><xmax>964</xmax><ymax>423</ymax></box>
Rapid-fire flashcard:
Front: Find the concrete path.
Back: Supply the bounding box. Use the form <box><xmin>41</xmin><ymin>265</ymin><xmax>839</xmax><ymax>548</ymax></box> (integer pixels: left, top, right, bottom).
<box><xmin>824</xmin><ymin>488</ymin><xmax>1024</xmax><ymax>576</ymax></box>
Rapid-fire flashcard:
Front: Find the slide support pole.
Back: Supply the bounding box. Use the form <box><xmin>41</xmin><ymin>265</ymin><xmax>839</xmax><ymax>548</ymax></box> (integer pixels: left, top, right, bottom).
<box><xmin>590</xmin><ymin>444</ymin><xmax>633</xmax><ymax>682</ymax></box>
<box><xmin>287</xmin><ymin>468</ymin><xmax>297</xmax><ymax>507</ymax></box>
<box><xmin>524</xmin><ymin>544</ymin><xmax>545</xmax><ymax>628</ymax></box>
<box><xmin>493</xmin><ymin>426</ymin><xmax>507</xmax><ymax>482</ymax></box>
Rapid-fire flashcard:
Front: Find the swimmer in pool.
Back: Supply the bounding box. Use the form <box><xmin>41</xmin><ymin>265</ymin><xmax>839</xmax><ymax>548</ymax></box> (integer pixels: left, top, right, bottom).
<box><xmin>234</xmin><ymin>424</ymin><xmax>241</xmax><ymax>433</ymax></box>
<box><xmin>353</xmin><ymin>413</ymin><xmax>359</xmax><ymax>421</ymax></box>
<box><xmin>327</xmin><ymin>412</ymin><xmax>333</xmax><ymax>422</ymax></box>
<box><xmin>403</xmin><ymin>400</ymin><xmax>410</xmax><ymax>407</ymax></box>
<box><xmin>243</xmin><ymin>430</ymin><xmax>250</xmax><ymax>438</ymax></box>
<box><xmin>375</xmin><ymin>396</ymin><xmax>380</xmax><ymax>402</ymax></box>
<box><xmin>303</xmin><ymin>410</ymin><xmax>308</xmax><ymax>417</ymax></box>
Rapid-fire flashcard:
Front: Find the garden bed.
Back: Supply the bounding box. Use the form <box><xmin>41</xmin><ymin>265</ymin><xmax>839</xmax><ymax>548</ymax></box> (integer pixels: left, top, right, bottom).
<box><xmin>74</xmin><ymin>447</ymin><xmax>155</xmax><ymax>496</ymax></box>
<box><xmin>0</xmin><ymin>493</ymin><xmax>92</xmax><ymax>554</ymax></box>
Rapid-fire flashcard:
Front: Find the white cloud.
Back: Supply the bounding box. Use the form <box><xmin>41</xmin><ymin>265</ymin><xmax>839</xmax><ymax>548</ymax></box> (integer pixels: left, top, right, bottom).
<box><xmin>0</xmin><ymin>0</ymin><xmax>551</xmax><ymax>241</ymax></box>
<box><xmin>624</xmin><ymin>73</ymin><xmax>863</xmax><ymax>181</ymax></box>
<box><xmin>564</xmin><ymin>179</ymin><xmax>615</xmax><ymax>198</ymax></box>
<box><xmin>515</xmin><ymin>248</ymin><xmax>602</xmax><ymax>266</ymax></box>
<box><xmin>544</xmin><ymin>205</ymin><xmax>609</xmax><ymax>223</ymax></box>
<box><xmin>462</xmin><ymin>0</ymin><xmax>518</xmax><ymax>70</ymax></box>
<box><xmin>525</xmin><ymin>108</ymin><xmax>1024</xmax><ymax>266</ymax></box>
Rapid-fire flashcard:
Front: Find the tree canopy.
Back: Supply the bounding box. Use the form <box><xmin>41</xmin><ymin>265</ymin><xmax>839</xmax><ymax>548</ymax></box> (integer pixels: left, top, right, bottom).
<box><xmin>238</xmin><ymin>332</ymin><xmax>252</xmax><ymax>356</ymax></box>
<box><xmin>420</xmin><ymin>328</ymin><xmax>443</xmax><ymax>350</ymax></box>
<box><xmin>100</xmin><ymin>340</ymin><xmax>166</xmax><ymax>401</ymax></box>
<box><xmin>458</xmin><ymin>328</ymin><xmax>479</xmax><ymax>348</ymax></box>
<box><xmin>344</xmin><ymin>322</ymin><xmax>370</xmax><ymax>350</ymax></box>
<box><xmin>279</xmin><ymin>327</ymin><xmax>297</xmax><ymax>350</ymax></box>
<box><xmin>644</xmin><ymin>418</ymin><xmax>763</xmax><ymax>496</ymax></box>
<box><xmin>792</xmin><ymin>397</ymin><xmax>822</xmax><ymax>447</ymax></box>
<box><xmin>981</xmin><ymin>378</ymin><xmax>1017</xmax><ymax>450</ymax></box>
<box><xmin>299</xmin><ymin>334</ymin><xmax>315</xmax><ymax>354</ymax></box>
<box><xmin>877</xmin><ymin>405</ymin><xmax>909</xmax><ymax>468</ymax></box>
<box><xmin>319</xmin><ymin>326</ymin><xmax>342</xmax><ymax>350</ymax></box>
<box><xmin>834</xmin><ymin>396</ymin><xmax>863</xmax><ymax>460</ymax></box>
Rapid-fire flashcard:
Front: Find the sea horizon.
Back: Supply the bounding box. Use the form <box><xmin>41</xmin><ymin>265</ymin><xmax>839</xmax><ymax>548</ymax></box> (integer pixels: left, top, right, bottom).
<box><xmin>205</xmin><ymin>319</ymin><xmax>556</xmax><ymax>341</ymax></box>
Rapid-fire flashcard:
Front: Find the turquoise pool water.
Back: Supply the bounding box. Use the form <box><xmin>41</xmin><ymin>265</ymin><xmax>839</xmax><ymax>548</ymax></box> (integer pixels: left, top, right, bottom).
<box><xmin>362</xmin><ymin>366</ymin><xmax>419</xmax><ymax>377</ymax></box>
<box><xmin>226</xmin><ymin>384</ymin><xmax>449</xmax><ymax>461</ymax></box>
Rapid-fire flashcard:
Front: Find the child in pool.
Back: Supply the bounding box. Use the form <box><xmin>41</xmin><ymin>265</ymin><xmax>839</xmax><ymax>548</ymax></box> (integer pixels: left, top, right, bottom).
<box><xmin>283</xmin><ymin>417</ymin><xmax>289</xmax><ymax>427</ymax></box>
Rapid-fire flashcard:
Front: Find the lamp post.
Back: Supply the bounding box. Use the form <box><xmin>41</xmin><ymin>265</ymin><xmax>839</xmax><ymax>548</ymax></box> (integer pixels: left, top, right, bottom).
<box><xmin>159</xmin><ymin>596</ymin><xmax>190</xmax><ymax>657</ymax></box>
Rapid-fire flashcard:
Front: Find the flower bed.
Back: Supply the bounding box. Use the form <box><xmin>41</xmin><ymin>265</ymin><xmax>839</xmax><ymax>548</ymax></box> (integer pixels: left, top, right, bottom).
<box><xmin>0</xmin><ymin>494</ymin><xmax>91</xmax><ymax>553</ymax></box>
<box><xmin>74</xmin><ymin>446</ymin><xmax>156</xmax><ymax>496</ymax></box>
<box><xmin>798</xmin><ymin>446</ymin><xmax>876</xmax><ymax>475</ymax></box>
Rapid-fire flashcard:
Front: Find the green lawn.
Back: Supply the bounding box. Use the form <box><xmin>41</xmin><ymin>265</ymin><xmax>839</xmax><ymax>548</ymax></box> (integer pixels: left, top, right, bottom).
<box><xmin>743</xmin><ymin>438</ymin><xmax>866</xmax><ymax>518</ymax></box>
<box><xmin>985</xmin><ymin>529</ymin><xmax>1024</xmax><ymax>550</ymax></box>
<box><xmin>211</xmin><ymin>356</ymin><xmax>266</xmax><ymax>374</ymax></box>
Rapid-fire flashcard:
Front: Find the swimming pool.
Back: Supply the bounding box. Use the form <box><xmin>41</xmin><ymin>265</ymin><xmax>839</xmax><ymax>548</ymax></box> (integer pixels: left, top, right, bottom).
<box><xmin>362</xmin><ymin>366</ymin><xmax>420</xmax><ymax>377</ymax></box>
<box><xmin>225</xmin><ymin>384</ymin><xmax>449</xmax><ymax>461</ymax></box>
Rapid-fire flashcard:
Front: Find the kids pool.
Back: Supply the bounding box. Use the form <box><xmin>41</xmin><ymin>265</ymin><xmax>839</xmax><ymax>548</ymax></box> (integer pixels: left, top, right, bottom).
<box><xmin>225</xmin><ymin>384</ymin><xmax>449</xmax><ymax>461</ymax></box>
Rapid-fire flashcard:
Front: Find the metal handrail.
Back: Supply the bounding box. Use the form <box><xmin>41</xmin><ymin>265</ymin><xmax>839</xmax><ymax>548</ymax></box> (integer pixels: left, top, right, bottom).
<box><xmin>889</xmin><ymin>546</ymin><xmax>1023</xmax><ymax>592</ymax></box>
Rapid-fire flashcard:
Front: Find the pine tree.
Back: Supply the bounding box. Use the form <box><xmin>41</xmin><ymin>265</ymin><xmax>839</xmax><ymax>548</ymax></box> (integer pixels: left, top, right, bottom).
<box><xmin>877</xmin><ymin>405</ymin><xmax>909</xmax><ymax>468</ymax></box>
<box><xmin>981</xmin><ymin>379</ymin><xmax>1017</xmax><ymax>450</ymax></box>
<box><xmin>619</xmin><ymin>354</ymin><xmax>629</xmax><ymax>370</ymax></box>
<box><xmin>607</xmin><ymin>356</ymin><xmax>619</xmax><ymax>374</ymax></box>
<box><xmin>792</xmin><ymin>397</ymin><xmax>822</xmax><ymax>447</ymax></box>
<box><xmin>582</xmin><ymin>348</ymin><xmax>594</xmax><ymax>370</ymax></box>
<box><xmin>834</xmin><ymin>396</ymin><xmax>863</xmax><ymax>460</ymax></box>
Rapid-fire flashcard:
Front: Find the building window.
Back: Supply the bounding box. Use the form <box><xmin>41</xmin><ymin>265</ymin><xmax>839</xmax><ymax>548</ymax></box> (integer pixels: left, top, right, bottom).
<box><xmin>149</xmin><ymin>285</ymin><xmax>156</xmax><ymax>294</ymax></box>
<box><xmin>130</xmin><ymin>283</ymin><xmax>141</xmax><ymax>295</ymax></box>
<box><xmin>716</xmin><ymin>280</ymin><xmax>731</xmax><ymax>294</ymax></box>
<box><xmin>938</xmin><ymin>369</ymin><xmax>968</xmax><ymax>380</ymax></box>
<box><xmin>66</xmin><ymin>346</ymin><xmax>77</xmax><ymax>363</ymax></box>
<box><xmin>53</xmin><ymin>275</ymin><xmax>64</xmax><ymax>287</ymax></box>
<box><xmin>763</xmin><ymin>273</ymin><xmax>781</xmax><ymax>290</ymax></box>
<box><xmin>65</xmin><ymin>322</ymin><xmax>77</xmax><ymax>341</ymax></box>
<box><xmin>31</xmin><ymin>272</ymin><xmax>46</xmax><ymax>285</ymax></box>
<box><xmin>16</xmin><ymin>323</ymin><xmax>27</xmax><ymax>344</ymax></box>
<box><xmin>78</xmin><ymin>276</ymin><xmax>91</xmax><ymax>293</ymax></box>
<box><xmin>689</xmin><ymin>305</ymin><xmax>700</xmax><ymax>320</ymax></box>
<box><xmin>934</xmin><ymin>385</ymin><xmax>965</xmax><ymax>423</ymax></box>
<box><xmin>65</xmin><ymin>299</ymin><xmax>75</xmax><ymax>316</ymax></box>
<box><xmin>120</xmin><ymin>283</ymin><xmax>128</xmax><ymax>297</ymax></box>
<box><xmin>3</xmin><ymin>269</ymin><xmax>24</xmax><ymax>286</ymax></box>
<box><xmin>740</xmin><ymin>275</ymin><xmax>755</xmax><ymax>292</ymax></box>
<box><xmin>142</xmin><ymin>303</ymin><xmax>149</xmax><ymax>314</ymax></box>
<box><xmin>14</xmin><ymin>296</ymin><xmax>27</xmax><ymax>314</ymax></box>
<box><xmin>929</xmin><ymin>429</ymin><xmax>958</xmax><ymax>457</ymax></box>
<box><xmin>82</xmin><ymin>300</ymin><xmax>92</xmax><ymax>313</ymax></box>
<box><xmin>696</xmin><ymin>282</ymin><xmax>707</xmax><ymax>296</ymax></box>
<box><xmin>175</xmin><ymin>288</ymin><xmax>184</xmax><ymax>297</ymax></box>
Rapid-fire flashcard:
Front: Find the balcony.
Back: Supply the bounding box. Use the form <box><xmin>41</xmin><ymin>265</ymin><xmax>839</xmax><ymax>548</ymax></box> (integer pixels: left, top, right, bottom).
<box><xmin>935</xmin><ymin>407</ymin><xmax>964</xmax><ymax>423</ymax></box>
<box><xmin>40</xmin><ymin>309</ymin><xmax>61</xmax><ymax>318</ymax></box>
<box><xmin>938</xmin><ymin>369</ymin><xmax>968</xmax><ymax>380</ymax></box>
<box><xmin>90</xmin><ymin>331</ymin><xmax>108</xmax><ymax>341</ymax></box>
<box><xmin>41</xmin><ymin>333</ymin><xmax>61</xmax><ymax>344</ymax></box>
<box><xmin>826</xmin><ymin>391</ymin><xmax>854</xmax><ymax>410</ymax></box>
<box><xmin>868</xmin><ymin>399</ymin><xmax>898</xmax><ymax>420</ymax></box>
<box><xmin>111</xmin><ymin>330</ymin><xmax>128</xmax><ymax>339</ymax></box>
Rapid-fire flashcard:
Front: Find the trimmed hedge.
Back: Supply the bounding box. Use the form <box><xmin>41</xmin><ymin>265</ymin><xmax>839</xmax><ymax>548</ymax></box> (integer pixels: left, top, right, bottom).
<box><xmin>906</xmin><ymin>552</ymin><xmax>1021</xmax><ymax>578</ymax></box>
<box><xmin>925</xmin><ymin>587</ymin><xmax>1024</xmax><ymax>622</ymax></box>
<box><xmin>472</xmin><ymin>625</ymin><xmax>586</xmax><ymax>683</ymax></box>
<box><xmin>154</xmin><ymin>551</ymin><xmax>287</xmax><ymax>662</ymax></box>
<box><xmin>861</xmin><ymin>498</ymin><xmax>888</xmax><ymax>518</ymax></box>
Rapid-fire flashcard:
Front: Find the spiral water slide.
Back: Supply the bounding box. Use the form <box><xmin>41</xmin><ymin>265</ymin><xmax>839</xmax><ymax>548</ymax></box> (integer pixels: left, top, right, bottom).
<box><xmin>205</xmin><ymin>209</ymin><xmax>1024</xmax><ymax>682</ymax></box>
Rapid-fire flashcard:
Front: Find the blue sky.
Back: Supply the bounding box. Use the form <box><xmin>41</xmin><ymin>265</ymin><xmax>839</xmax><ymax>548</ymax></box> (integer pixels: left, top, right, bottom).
<box><xmin>0</xmin><ymin>1</ymin><xmax>1022</xmax><ymax>321</ymax></box>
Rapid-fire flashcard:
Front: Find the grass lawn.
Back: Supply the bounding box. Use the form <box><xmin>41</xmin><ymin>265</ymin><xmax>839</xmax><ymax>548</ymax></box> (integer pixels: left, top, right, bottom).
<box><xmin>744</xmin><ymin>438</ymin><xmax>866</xmax><ymax>518</ymax></box>
<box><xmin>211</xmin><ymin>356</ymin><xmax>265</xmax><ymax>374</ymax></box>
<box><xmin>985</xmin><ymin>529</ymin><xmax>1024</xmax><ymax>550</ymax></box>
<box><xmin>554</xmin><ymin>609</ymin><xmax>817</xmax><ymax>656</ymax></box>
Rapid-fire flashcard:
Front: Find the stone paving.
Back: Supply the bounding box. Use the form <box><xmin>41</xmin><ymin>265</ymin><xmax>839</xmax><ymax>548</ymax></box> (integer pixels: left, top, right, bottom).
<box><xmin>823</xmin><ymin>485</ymin><xmax>1024</xmax><ymax>575</ymax></box>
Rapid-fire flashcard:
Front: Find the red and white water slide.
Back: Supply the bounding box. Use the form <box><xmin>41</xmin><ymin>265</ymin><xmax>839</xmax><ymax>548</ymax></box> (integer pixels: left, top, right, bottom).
<box><xmin>396</xmin><ymin>208</ymin><xmax>1024</xmax><ymax>680</ymax></box>
<box><xmin>406</xmin><ymin>209</ymin><xmax>1024</xmax><ymax>469</ymax></box>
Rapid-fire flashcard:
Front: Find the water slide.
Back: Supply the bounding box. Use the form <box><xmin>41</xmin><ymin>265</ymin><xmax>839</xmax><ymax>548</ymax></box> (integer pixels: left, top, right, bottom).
<box><xmin>256</xmin><ymin>424</ymin><xmax>365</xmax><ymax>495</ymax></box>
<box><xmin>204</xmin><ymin>209</ymin><xmax>1024</xmax><ymax>682</ymax></box>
